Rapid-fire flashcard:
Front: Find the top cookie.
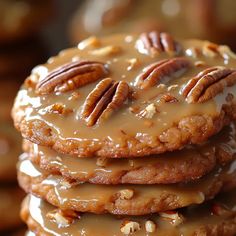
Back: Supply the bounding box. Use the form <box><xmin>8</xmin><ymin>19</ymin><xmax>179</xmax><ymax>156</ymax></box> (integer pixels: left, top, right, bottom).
<box><xmin>12</xmin><ymin>32</ymin><xmax>236</xmax><ymax>157</ymax></box>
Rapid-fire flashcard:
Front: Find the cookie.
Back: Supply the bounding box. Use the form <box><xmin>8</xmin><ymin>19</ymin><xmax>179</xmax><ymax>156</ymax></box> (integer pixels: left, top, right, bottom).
<box><xmin>12</xmin><ymin>33</ymin><xmax>236</xmax><ymax>158</ymax></box>
<box><xmin>21</xmin><ymin>192</ymin><xmax>236</xmax><ymax>236</ymax></box>
<box><xmin>0</xmin><ymin>186</ymin><xmax>24</xmax><ymax>231</ymax></box>
<box><xmin>18</xmin><ymin>157</ymin><xmax>236</xmax><ymax>215</ymax></box>
<box><xmin>23</xmin><ymin>122</ymin><xmax>236</xmax><ymax>184</ymax></box>
<box><xmin>0</xmin><ymin>0</ymin><xmax>54</xmax><ymax>45</ymax></box>
<box><xmin>0</xmin><ymin>121</ymin><xmax>21</xmax><ymax>182</ymax></box>
<box><xmin>70</xmin><ymin>0</ymin><xmax>236</xmax><ymax>50</ymax></box>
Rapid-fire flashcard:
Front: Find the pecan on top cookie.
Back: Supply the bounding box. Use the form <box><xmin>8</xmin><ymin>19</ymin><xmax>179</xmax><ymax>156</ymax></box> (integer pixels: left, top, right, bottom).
<box><xmin>12</xmin><ymin>32</ymin><xmax>236</xmax><ymax>157</ymax></box>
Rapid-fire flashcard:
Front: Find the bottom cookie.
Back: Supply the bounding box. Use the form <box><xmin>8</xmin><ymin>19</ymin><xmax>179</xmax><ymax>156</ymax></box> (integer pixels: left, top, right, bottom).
<box><xmin>21</xmin><ymin>191</ymin><xmax>236</xmax><ymax>236</ymax></box>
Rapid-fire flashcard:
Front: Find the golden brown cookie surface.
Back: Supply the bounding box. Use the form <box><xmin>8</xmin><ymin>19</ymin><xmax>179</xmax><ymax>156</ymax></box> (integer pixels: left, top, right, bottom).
<box><xmin>23</xmin><ymin>122</ymin><xmax>236</xmax><ymax>184</ymax></box>
<box><xmin>12</xmin><ymin>33</ymin><xmax>236</xmax><ymax>158</ymax></box>
<box><xmin>21</xmin><ymin>192</ymin><xmax>236</xmax><ymax>236</ymax></box>
<box><xmin>18</xmin><ymin>157</ymin><xmax>236</xmax><ymax>215</ymax></box>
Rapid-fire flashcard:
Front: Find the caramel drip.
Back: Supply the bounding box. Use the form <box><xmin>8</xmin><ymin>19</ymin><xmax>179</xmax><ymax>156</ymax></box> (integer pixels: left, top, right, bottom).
<box><xmin>19</xmin><ymin>159</ymin><xmax>236</xmax><ymax>215</ymax></box>
<box><xmin>24</xmin><ymin>123</ymin><xmax>236</xmax><ymax>184</ymax></box>
<box><xmin>17</xmin><ymin>36</ymin><xmax>236</xmax><ymax>145</ymax></box>
<box><xmin>25</xmin><ymin>191</ymin><xmax>236</xmax><ymax>236</ymax></box>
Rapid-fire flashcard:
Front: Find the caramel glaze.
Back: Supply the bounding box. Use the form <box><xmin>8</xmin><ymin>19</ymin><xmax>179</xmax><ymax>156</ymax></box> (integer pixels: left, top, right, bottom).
<box><xmin>24</xmin><ymin>122</ymin><xmax>236</xmax><ymax>184</ymax></box>
<box><xmin>13</xmin><ymin>35</ymin><xmax>236</xmax><ymax>157</ymax></box>
<box><xmin>22</xmin><ymin>191</ymin><xmax>236</xmax><ymax>236</ymax></box>
<box><xmin>18</xmin><ymin>157</ymin><xmax>236</xmax><ymax>215</ymax></box>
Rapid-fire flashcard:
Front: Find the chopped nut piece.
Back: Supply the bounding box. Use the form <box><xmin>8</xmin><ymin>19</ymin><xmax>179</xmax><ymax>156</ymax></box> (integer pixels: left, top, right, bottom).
<box><xmin>158</xmin><ymin>93</ymin><xmax>178</xmax><ymax>103</ymax></box>
<box><xmin>56</xmin><ymin>156</ymin><xmax>62</xmax><ymax>162</ymax></box>
<box><xmin>60</xmin><ymin>180</ymin><xmax>72</xmax><ymax>189</ymax></box>
<box><xmin>159</xmin><ymin>211</ymin><xmax>185</xmax><ymax>226</ymax></box>
<box><xmin>129</xmin><ymin>105</ymin><xmax>140</xmax><ymax>114</ymax></box>
<box><xmin>218</xmin><ymin>45</ymin><xmax>236</xmax><ymax>59</ymax></box>
<box><xmin>144</xmin><ymin>120</ymin><xmax>154</xmax><ymax>127</ymax></box>
<box><xmin>202</xmin><ymin>42</ymin><xmax>219</xmax><ymax>58</ymax></box>
<box><xmin>145</xmin><ymin>220</ymin><xmax>156</xmax><ymax>233</ymax></box>
<box><xmin>139</xmin><ymin>103</ymin><xmax>157</xmax><ymax>119</ymax></box>
<box><xmin>185</xmin><ymin>47</ymin><xmax>201</xmax><ymax>58</ymax></box>
<box><xmin>119</xmin><ymin>189</ymin><xmax>134</xmax><ymax>200</ymax></box>
<box><xmin>69</xmin><ymin>91</ymin><xmax>81</xmax><ymax>101</ymax></box>
<box><xmin>45</xmin><ymin>103</ymin><xmax>73</xmax><ymax>115</ymax></box>
<box><xmin>120</xmin><ymin>221</ymin><xmax>141</xmax><ymax>235</ymax></box>
<box><xmin>25</xmin><ymin>75</ymin><xmax>38</xmax><ymax>89</ymax></box>
<box><xmin>90</xmin><ymin>45</ymin><xmax>121</xmax><ymax>56</ymax></box>
<box><xmin>78</xmin><ymin>36</ymin><xmax>101</xmax><ymax>50</ymax></box>
<box><xmin>194</xmin><ymin>61</ymin><xmax>206</xmax><ymax>67</ymax></box>
<box><xmin>127</xmin><ymin>58</ymin><xmax>140</xmax><ymax>71</ymax></box>
<box><xmin>47</xmin><ymin>210</ymin><xmax>71</xmax><ymax>227</ymax></box>
<box><xmin>96</xmin><ymin>157</ymin><xmax>108</xmax><ymax>167</ymax></box>
<box><xmin>167</xmin><ymin>84</ymin><xmax>178</xmax><ymax>91</ymax></box>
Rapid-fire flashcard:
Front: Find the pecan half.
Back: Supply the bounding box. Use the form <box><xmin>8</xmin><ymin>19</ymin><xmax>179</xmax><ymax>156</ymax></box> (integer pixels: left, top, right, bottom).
<box><xmin>182</xmin><ymin>66</ymin><xmax>236</xmax><ymax>103</ymax></box>
<box><xmin>36</xmin><ymin>61</ymin><xmax>109</xmax><ymax>94</ymax></box>
<box><xmin>135</xmin><ymin>57</ymin><xmax>191</xmax><ymax>89</ymax></box>
<box><xmin>136</xmin><ymin>31</ymin><xmax>181</xmax><ymax>56</ymax></box>
<box><xmin>81</xmin><ymin>78</ymin><xmax>129</xmax><ymax>126</ymax></box>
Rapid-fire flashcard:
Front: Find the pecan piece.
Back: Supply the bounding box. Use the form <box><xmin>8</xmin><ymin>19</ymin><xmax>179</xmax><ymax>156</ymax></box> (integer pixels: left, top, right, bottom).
<box><xmin>136</xmin><ymin>31</ymin><xmax>181</xmax><ymax>56</ymax></box>
<box><xmin>135</xmin><ymin>57</ymin><xmax>191</xmax><ymax>89</ymax></box>
<box><xmin>159</xmin><ymin>93</ymin><xmax>178</xmax><ymax>103</ymax></box>
<box><xmin>182</xmin><ymin>66</ymin><xmax>236</xmax><ymax>103</ymax></box>
<box><xmin>36</xmin><ymin>61</ymin><xmax>109</xmax><ymax>94</ymax></box>
<box><xmin>81</xmin><ymin>78</ymin><xmax>129</xmax><ymax>126</ymax></box>
<box><xmin>159</xmin><ymin>211</ymin><xmax>185</xmax><ymax>226</ymax></box>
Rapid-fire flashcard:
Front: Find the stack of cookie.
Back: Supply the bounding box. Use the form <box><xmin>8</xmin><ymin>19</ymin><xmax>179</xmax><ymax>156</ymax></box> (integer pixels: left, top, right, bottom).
<box><xmin>13</xmin><ymin>31</ymin><xmax>236</xmax><ymax>235</ymax></box>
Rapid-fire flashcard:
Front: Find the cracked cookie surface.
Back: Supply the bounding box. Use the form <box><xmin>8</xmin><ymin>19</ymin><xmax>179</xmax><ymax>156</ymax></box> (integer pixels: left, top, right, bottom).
<box><xmin>12</xmin><ymin>33</ymin><xmax>236</xmax><ymax>157</ymax></box>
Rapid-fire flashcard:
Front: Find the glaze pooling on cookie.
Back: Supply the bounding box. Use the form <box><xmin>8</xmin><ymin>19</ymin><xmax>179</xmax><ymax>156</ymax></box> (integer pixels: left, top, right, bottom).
<box><xmin>12</xmin><ymin>33</ymin><xmax>236</xmax><ymax>157</ymax></box>
<box><xmin>23</xmin><ymin>122</ymin><xmax>236</xmax><ymax>184</ymax></box>
<box><xmin>21</xmin><ymin>192</ymin><xmax>236</xmax><ymax>236</ymax></box>
<box><xmin>18</xmin><ymin>158</ymin><xmax>236</xmax><ymax>215</ymax></box>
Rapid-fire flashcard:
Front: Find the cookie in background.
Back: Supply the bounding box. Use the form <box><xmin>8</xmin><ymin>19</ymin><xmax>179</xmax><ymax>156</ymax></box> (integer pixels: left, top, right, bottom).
<box><xmin>69</xmin><ymin>0</ymin><xmax>236</xmax><ymax>50</ymax></box>
<box><xmin>0</xmin><ymin>0</ymin><xmax>54</xmax><ymax>45</ymax></box>
<box><xmin>0</xmin><ymin>81</ymin><xmax>25</xmax><ymax>234</ymax></box>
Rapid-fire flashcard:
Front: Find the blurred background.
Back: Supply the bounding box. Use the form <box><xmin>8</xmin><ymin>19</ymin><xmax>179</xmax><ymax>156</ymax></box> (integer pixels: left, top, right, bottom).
<box><xmin>1</xmin><ymin>0</ymin><xmax>236</xmax><ymax>235</ymax></box>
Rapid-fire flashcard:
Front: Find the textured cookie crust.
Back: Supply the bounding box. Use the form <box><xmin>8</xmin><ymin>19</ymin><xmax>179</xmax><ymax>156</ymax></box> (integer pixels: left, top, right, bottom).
<box><xmin>21</xmin><ymin>194</ymin><xmax>236</xmax><ymax>236</ymax></box>
<box><xmin>23</xmin><ymin>122</ymin><xmax>236</xmax><ymax>184</ymax></box>
<box><xmin>12</xmin><ymin>34</ymin><xmax>236</xmax><ymax>158</ymax></box>
<box><xmin>18</xmin><ymin>158</ymin><xmax>236</xmax><ymax>215</ymax></box>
